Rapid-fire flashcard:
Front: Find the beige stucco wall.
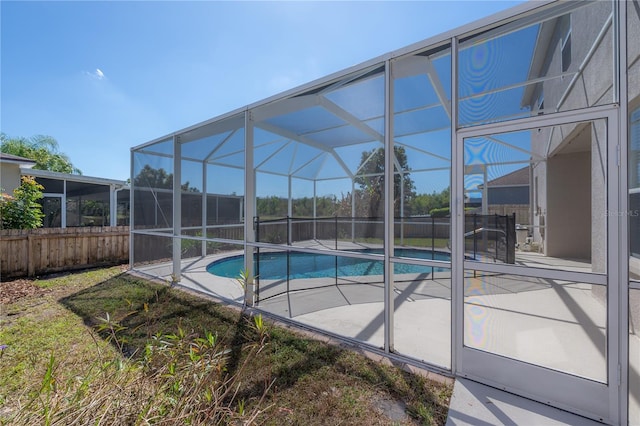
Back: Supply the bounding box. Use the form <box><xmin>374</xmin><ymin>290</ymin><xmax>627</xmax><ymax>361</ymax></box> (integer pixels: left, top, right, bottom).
<box><xmin>546</xmin><ymin>151</ymin><xmax>591</xmax><ymax>260</ymax></box>
<box><xmin>528</xmin><ymin>2</ymin><xmax>613</xmax><ymax>271</ymax></box>
<box><xmin>0</xmin><ymin>163</ymin><xmax>22</xmax><ymax>195</ymax></box>
<box><xmin>590</xmin><ymin>121</ymin><xmax>607</xmax><ymax>274</ymax></box>
<box><xmin>630</xmin><ymin>2</ymin><xmax>640</xmax><ymax>106</ymax></box>
<box><xmin>629</xmin><ymin>2</ymin><xmax>640</xmax><ymax>286</ymax></box>
<box><xmin>536</xmin><ymin>2</ymin><xmax>613</xmax><ymax>115</ymax></box>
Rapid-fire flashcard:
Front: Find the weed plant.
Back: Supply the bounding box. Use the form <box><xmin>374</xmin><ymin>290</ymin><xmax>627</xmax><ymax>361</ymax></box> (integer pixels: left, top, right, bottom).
<box><xmin>7</xmin><ymin>309</ymin><xmax>271</xmax><ymax>425</ymax></box>
<box><xmin>0</xmin><ymin>267</ymin><xmax>451</xmax><ymax>425</ymax></box>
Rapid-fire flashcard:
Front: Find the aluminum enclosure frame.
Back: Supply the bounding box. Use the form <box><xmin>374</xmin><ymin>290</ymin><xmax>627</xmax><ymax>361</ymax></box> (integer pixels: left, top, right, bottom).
<box><xmin>130</xmin><ymin>1</ymin><xmax>637</xmax><ymax>423</ymax></box>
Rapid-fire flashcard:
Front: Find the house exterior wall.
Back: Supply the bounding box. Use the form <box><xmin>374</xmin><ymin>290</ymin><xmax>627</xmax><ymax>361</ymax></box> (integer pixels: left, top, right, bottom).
<box><xmin>546</xmin><ymin>151</ymin><xmax>591</xmax><ymax>260</ymax></box>
<box><xmin>630</xmin><ymin>1</ymin><xmax>640</xmax><ymax>107</ymax></box>
<box><xmin>0</xmin><ymin>162</ymin><xmax>22</xmax><ymax>194</ymax></box>
<box><xmin>487</xmin><ymin>186</ymin><xmax>528</xmax><ymax>205</ymax></box>
<box><xmin>629</xmin><ymin>5</ymin><xmax>640</xmax><ymax>425</ymax></box>
<box><xmin>528</xmin><ymin>2</ymin><xmax>611</xmax><ymax>272</ymax></box>
<box><xmin>530</xmin><ymin>2</ymin><xmax>613</xmax><ymax>117</ymax></box>
<box><xmin>629</xmin><ymin>3</ymin><xmax>640</xmax><ymax>280</ymax></box>
<box><xmin>590</xmin><ymin>121</ymin><xmax>607</xmax><ymax>274</ymax></box>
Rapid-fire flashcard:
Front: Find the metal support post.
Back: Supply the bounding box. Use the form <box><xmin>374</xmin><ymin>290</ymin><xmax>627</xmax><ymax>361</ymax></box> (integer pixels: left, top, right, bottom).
<box><xmin>384</xmin><ymin>59</ymin><xmax>395</xmax><ymax>353</ymax></box>
<box><xmin>244</xmin><ymin>111</ymin><xmax>256</xmax><ymax>306</ymax></box>
<box><xmin>129</xmin><ymin>150</ymin><xmax>135</xmax><ymax>269</ymax></box>
<box><xmin>202</xmin><ymin>163</ymin><xmax>207</xmax><ymax>257</ymax></box>
<box><xmin>172</xmin><ymin>136</ymin><xmax>182</xmax><ymax>282</ymax></box>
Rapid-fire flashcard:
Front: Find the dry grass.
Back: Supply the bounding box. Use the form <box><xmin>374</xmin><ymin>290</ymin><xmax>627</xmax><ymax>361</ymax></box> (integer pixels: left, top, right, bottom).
<box><xmin>0</xmin><ymin>266</ymin><xmax>452</xmax><ymax>425</ymax></box>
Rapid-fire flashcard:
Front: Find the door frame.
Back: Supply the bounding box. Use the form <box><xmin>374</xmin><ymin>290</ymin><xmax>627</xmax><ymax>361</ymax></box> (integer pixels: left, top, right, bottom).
<box><xmin>451</xmin><ymin>104</ymin><xmax>621</xmax><ymax>423</ymax></box>
<box><xmin>41</xmin><ymin>193</ymin><xmax>66</xmax><ymax>228</ymax></box>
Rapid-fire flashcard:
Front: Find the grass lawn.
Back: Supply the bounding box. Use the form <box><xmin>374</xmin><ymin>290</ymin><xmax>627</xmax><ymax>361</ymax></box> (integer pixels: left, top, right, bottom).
<box><xmin>352</xmin><ymin>238</ymin><xmax>450</xmax><ymax>250</ymax></box>
<box><xmin>0</xmin><ymin>266</ymin><xmax>451</xmax><ymax>425</ymax></box>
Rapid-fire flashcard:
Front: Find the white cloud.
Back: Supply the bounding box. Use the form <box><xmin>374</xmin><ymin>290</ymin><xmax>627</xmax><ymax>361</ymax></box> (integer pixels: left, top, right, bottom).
<box><xmin>84</xmin><ymin>68</ymin><xmax>106</xmax><ymax>80</ymax></box>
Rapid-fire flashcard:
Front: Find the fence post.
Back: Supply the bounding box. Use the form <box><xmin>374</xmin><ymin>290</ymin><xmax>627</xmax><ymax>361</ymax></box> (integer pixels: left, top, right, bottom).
<box><xmin>335</xmin><ymin>215</ymin><xmax>338</xmax><ymax>250</ymax></box>
<box><xmin>473</xmin><ymin>214</ymin><xmax>478</xmax><ymax>260</ymax></box>
<box><xmin>495</xmin><ymin>214</ymin><xmax>499</xmax><ymax>262</ymax></box>
<box><xmin>27</xmin><ymin>233</ymin><xmax>35</xmax><ymax>277</ymax></box>
<box><xmin>335</xmin><ymin>215</ymin><xmax>339</xmax><ymax>286</ymax></box>
<box><xmin>431</xmin><ymin>217</ymin><xmax>435</xmax><ymax>259</ymax></box>
<box><xmin>254</xmin><ymin>217</ymin><xmax>260</xmax><ymax>304</ymax></box>
<box><xmin>431</xmin><ymin>217</ymin><xmax>435</xmax><ymax>280</ymax></box>
<box><xmin>505</xmin><ymin>214</ymin><xmax>510</xmax><ymax>263</ymax></box>
<box><xmin>510</xmin><ymin>212</ymin><xmax>516</xmax><ymax>263</ymax></box>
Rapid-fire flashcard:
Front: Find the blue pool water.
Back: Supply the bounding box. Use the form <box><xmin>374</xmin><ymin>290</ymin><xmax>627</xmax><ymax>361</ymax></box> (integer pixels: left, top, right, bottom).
<box><xmin>207</xmin><ymin>248</ymin><xmax>450</xmax><ymax>280</ymax></box>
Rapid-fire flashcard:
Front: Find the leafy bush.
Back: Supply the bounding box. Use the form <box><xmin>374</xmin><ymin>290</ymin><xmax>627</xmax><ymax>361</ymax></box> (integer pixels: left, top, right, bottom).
<box><xmin>0</xmin><ymin>176</ymin><xmax>44</xmax><ymax>229</ymax></box>
<box><xmin>428</xmin><ymin>206</ymin><xmax>476</xmax><ymax>217</ymax></box>
<box><xmin>429</xmin><ymin>207</ymin><xmax>450</xmax><ymax>218</ymax></box>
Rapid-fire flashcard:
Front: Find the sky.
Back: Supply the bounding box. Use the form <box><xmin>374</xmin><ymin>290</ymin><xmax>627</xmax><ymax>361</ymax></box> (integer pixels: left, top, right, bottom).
<box><xmin>1</xmin><ymin>0</ymin><xmax>524</xmax><ymax>182</ymax></box>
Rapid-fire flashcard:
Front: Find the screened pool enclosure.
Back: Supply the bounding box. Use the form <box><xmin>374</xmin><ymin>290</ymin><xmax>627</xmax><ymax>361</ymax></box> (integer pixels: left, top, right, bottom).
<box><xmin>131</xmin><ymin>1</ymin><xmax>639</xmax><ymax>424</ymax></box>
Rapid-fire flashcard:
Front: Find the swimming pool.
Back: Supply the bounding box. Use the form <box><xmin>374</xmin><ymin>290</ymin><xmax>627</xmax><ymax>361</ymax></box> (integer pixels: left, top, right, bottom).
<box><xmin>207</xmin><ymin>248</ymin><xmax>451</xmax><ymax>280</ymax></box>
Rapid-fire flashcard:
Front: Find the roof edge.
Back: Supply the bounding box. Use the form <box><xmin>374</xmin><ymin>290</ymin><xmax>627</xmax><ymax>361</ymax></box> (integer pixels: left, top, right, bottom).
<box><xmin>20</xmin><ymin>167</ymin><xmax>129</xmax><ymax>187</ymax></box>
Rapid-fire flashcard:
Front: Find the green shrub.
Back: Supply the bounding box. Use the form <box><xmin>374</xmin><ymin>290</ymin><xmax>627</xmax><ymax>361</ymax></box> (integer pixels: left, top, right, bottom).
<box><xmin>0</xmin><ymin>176</ymin><xmax>44</xmax><ymax>229</ymax></box>
<box><xmin>428</xmin><ymin>206</ymin><xmax>476</xmax><ymax>218</ymax></box>
<box><xmin>428</xmin><ymin>207</ymin><xmax>450</xmax><ymax>217</ymax></box>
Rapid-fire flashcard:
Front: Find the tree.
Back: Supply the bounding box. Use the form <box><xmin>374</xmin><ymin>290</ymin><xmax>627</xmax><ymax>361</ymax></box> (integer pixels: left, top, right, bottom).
<box><xmin>133</xmin><ymin>165</ymin><xmax>199</xmax><ymax>192</ymax></box>
<box><xmin>0</xmin><ymin>176</ymin><xmax>45</xmax><ymax>229</ymax></box>
<box><xmin>410</xmin><ymin>187</ymin><xmax>450</xmax><ymax>216</ymax></box>
<box><xmin>134</xmin><ymin>165</ymin><xmax>172</xmax><ymax>189</ymax></box>
<box><xmin>256</xmin><ymin>195</ymin><xmax>287</xmax><ymax>217</ymax></box>
<box><xmin>0</xmin><ymin>133</ymin><xmax>81</xmax><ymax>174</ymax></box>
<box><xmin>353</xmin><ymin>146</ymin><xmax>415</xmax><ymax>217</ymax></box>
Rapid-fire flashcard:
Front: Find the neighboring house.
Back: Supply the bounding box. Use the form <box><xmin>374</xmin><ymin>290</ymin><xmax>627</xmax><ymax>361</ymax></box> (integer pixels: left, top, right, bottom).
<box><xmin>0</xmin><ymin>152</ymin><xmax>36</xmax><ymax>193</ymax></box>
<box><xmin>1</xmin><ymin>153</ymin><xmax>130</xmax><ymax>228</ymax></box>
<box><xmin>18</xmin><ymin>168</ymin><xmax>130</xmax><ymax>228</ymax></box>
<box><xmin>5</xmin><ymin>157</ymin><xmax>242</xmax><ymax>230</ymax></box>
<box><xmin>477</xmin><ymin>166</ymin><xmax>531</xmax><ymax>225</ymax></box>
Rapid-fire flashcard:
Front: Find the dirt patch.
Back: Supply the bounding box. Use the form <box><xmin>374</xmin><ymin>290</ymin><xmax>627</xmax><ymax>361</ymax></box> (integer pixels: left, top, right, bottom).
<box><xmin>372</xmin><ymin>393</ymin><xmax>410</xmax><ymax>423</ymax></box>
<box><xmin>0</xmin><ymin>279</ymin><xmax>48</xmax><ymax>305</ymax></box>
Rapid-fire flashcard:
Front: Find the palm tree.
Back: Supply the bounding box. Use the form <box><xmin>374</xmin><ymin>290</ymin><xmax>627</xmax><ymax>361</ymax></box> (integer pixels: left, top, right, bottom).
<box><xmin>0</xmin><ymin>133</ymin><xmax>81</xmax><ymax>174</ymax></box>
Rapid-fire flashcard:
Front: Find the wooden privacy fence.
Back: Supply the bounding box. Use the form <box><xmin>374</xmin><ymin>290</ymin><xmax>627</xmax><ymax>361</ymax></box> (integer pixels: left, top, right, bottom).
<box><xmin>1</xmin><ymin>226</ymin><xmax>129</xmax><ymax>279</ymax></box>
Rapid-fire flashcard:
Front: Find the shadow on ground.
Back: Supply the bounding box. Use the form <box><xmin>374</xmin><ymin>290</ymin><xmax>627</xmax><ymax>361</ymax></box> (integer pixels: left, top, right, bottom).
<box><xmin>59</xmin><ymin>272</ymin><xmax>451</xmax><ymax>424</ymax></box>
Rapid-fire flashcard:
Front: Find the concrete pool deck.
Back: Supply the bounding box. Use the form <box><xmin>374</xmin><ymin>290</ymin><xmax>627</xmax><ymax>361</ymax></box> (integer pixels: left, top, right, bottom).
<box><xmin>445</xmin><ymin>378</ymin><xmax>605</xmax><ymax>425</ymax></box>
<box><xmin>134</xmin><ymin>248</ymin><xmax>639</xmax><ymax>424</ymax></box>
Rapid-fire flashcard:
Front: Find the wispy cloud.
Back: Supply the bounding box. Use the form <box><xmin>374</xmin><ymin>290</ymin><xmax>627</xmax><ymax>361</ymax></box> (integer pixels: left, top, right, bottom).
<box><xmin>84</xmin><ymin>68</ymin><xmax>106</xmax><ymax>80</ymax></box>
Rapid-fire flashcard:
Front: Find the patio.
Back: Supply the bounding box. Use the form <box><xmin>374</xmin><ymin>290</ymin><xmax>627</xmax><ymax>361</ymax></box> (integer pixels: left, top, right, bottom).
<box><xmin>136</xmin><ymin>248</ymin><xmax>619</xmax><ymax>384</ymax></box>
